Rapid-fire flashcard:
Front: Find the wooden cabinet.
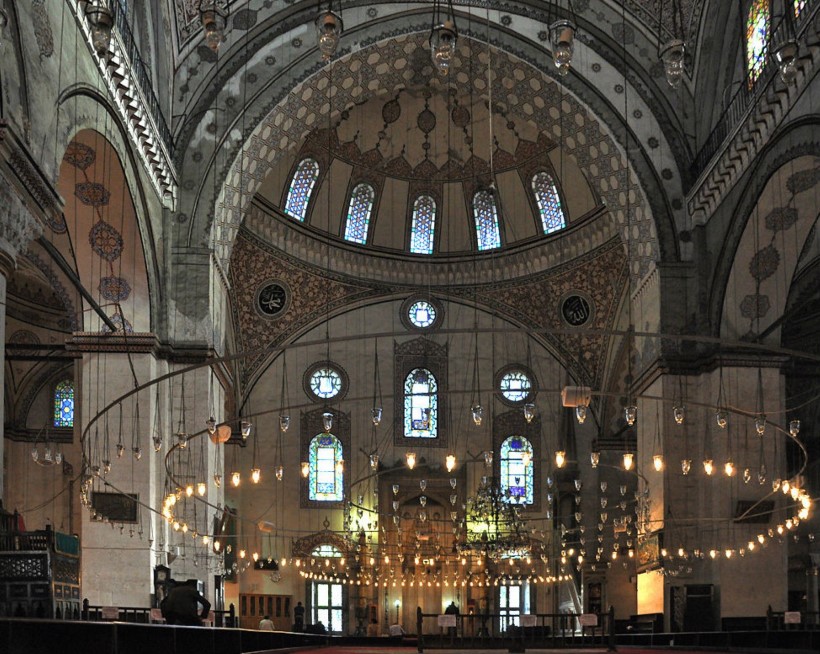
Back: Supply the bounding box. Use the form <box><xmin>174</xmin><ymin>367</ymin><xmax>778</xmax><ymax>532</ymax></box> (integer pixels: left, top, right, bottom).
<box><xmin>239</xmin><ymin>593</ymin><xmax>291</xmax><ymax>630</ymax></box>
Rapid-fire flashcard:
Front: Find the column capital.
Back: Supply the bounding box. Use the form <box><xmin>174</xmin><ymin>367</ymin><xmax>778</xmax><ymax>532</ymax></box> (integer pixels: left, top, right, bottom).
<box><xmin>0</xmin><ymin>181</ymin><xmax>42</xmax><ymax>277</ymax></box>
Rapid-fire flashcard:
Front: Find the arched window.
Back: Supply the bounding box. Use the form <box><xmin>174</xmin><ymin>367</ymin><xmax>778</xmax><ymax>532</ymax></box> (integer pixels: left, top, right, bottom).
<box><xmin>746</xmin><ymin>0</ymin><xmax>770</xmax><ymax>85</ymax></box>
<box><xmin>343</xmin><ymin>183</ymin><xmax>375</xmax><ymax>244</ymax></box>
<box><xmin>532</xmin><ymin>172</ymin><xmax>566</xmax><ymax>234</ymax></box>
<box><xmin>473</xmin><ymin>189</ymin><xmax>502</xmax><ymax>251</ymax></box>
<box><xmin>53</xmin><ymin>379</ymin><xmax>74</xmax><ymax>428</ymax></box>
<box><xmin>308</xmin><ymin>433</ymin><xmax>344</xmax><ymax>501</ymax></box>
<box><xmin>499</xmin><ymin>436</ymin><xmax>534</xmax><ymax>505</ymax></box>
<box><xmin>410</xmin><ymin>195</ymin><xmax>436</xmax><ymax>254</ymax></box>
<box><xmin>404</xmin><ymin>368</ymin><xmax>438</xmax><ymax>438</ymax></box>
<box><xmin>284</xmin><ymin>158</ymin><xmax>320</xmax><ymax>221</ymax></box>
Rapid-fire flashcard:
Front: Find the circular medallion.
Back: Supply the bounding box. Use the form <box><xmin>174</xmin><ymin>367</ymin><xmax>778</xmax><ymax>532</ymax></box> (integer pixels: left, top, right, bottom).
<box><xmin>303</xmin><ymin>361</ymin><xmax>349</xmax><ymax>403</ymax></box>
<box><xmin>561</xmin><ymin>293</ymin><xmax>594</xmax><ymax>327</ymax></box>
<box><xmin>494</xmin><ymin>365</ymin><xmax>537</xmax><ymax>406</ymax></box>
<box><xmin>255</xmin><ymin>280</ymin><xmax>291</xmax><ymax>319</ymax></box>
<box><xmin>400</xmin><ymin>295</ymin><xmax>443</xmax><ymax>332</ymax></box>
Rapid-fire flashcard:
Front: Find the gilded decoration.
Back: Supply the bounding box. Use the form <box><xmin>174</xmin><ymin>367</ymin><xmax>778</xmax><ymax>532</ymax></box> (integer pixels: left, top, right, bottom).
<box><xmin>291</xmin><ymin>529</ymin><xmax>350</xmax><ymax>558</ymax></box>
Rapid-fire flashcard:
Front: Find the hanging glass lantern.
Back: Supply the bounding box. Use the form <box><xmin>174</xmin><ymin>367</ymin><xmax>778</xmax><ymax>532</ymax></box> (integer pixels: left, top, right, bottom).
<box><xmin>575</xmin><ymin>405</ymin><xmax>587</xmax><ymax>424</ymax></box>
<box><xmin>419</xmin><ymin>479</ymin><xmax>427</xmax><ymax>491</ymax></box>
<box><xmin>703</xmin><ymin>459</ymin><xmax>714</xmax><ymax>476</ymax></box>
<box><xmin>523</xmin><ymin>402</ymin><xmax>536</xmax><ymax>423</ymax></box>
<box><xmin>659</xmin><ymin>39</ymin><xmax>685</xmax><ymax>88</ymax></box>
<box><xmin>301</xmin><ymin>461</ymin><xmax>310</xmax><ymax>478</ymax></box>
<box><xmin>622</xmin><ymin>452</ymin><xmax>634</xmax><ymax>471</ymax></box>
<box><xmin>315</xmin><ymin>9</ymin><xmax>343</xmax><ymax>61</ymax></box>
<box><xmin>742</xmin><ymin>467</ymin><xmax>751</xmax><ymax>484</ymax></box>
<box><xmin>86</xmin><ymin>3</ymin><xmax>114</xmax><ymax>56</ymax></box>
<box><xmin>176</xmin><ymin>431</ymin><xmax>188</xmax><ymax>448</ymax></box>
<box><xmin>199</xmin><ymin>2</ymin><xmax>226</xmax><ymax>53</ymax></box>
<box><xmin>116</xmin><ymin>442</ymin><xmax>125</xmax><ymax>458</ymax></box>
<box><xmin>590</xmin><ymin>450</ymin><xmax>600</xmax><ymax>468</ymax></box>
<box><xmin>483</xmin><ymin>450</ymin><xmax>493</xmax><ymax>467</ymax></box>
<box><xmin>240</xmin><ymin>420</ymin><xmax>252</xmax><ymax>440</ymax></box>
<box><xmin>653</xmin><ymin>454</ymin><xmax>664</xmax><ymax>472</ymax></box>
<box><xmin>153</xmin><ymin>436</ymin><xmax>162</xmax><ymax>452</ymax></box>
<box><xmin>186</xmin><ymin>484</ymin><xmax>194</xmax><ymax>497</ymax></box>
<box><xmin>322</xmin><ymin>411</ymin><xmax>334</xmax><ymax>432</ymax></box>
<box><xmin>789</xmin><ymin>419</ymin><xmax>800</xmax><ymax>437</ymax></box>
<box><xmin>757</xmin><ymin>464</ymin><xmax>767</xmax><ymax>485</ymax></box>
<box><xmin>392</xmin><ymin>484</ymin><xmax>400</xmax><ymax>495</ymax></box>
<box><xmin>555</xmin><ymin>450</ymin><xmax>566</xmax><ymax>468</ymax></box>
<box><xmin>773</xmin><ymin>39</ymin><xmax>799</xmax><ymax>85</ymax></box>
<box><xmin>405</xmin><ymin>451</ymin><xmax>417</xmax><ymax>470</ymax></box>
<box><xmin>550</xmin><ymin>19</ymin><xmax>576</xmax><ymax>76</ymax></box>
<box><xmin>371</xmin><ymin>407</ymin><xmax>383</xmax><ymax>426</ymax></box>
<box><xmin>521</xmin><ymin>451</ymin><xmax>532</xmax><ymax>467</ymax></box>
<box><xmin>724</xmin><ymin>460</ymin><xmax>735</xmax><ymax>477</ymax></box>
<box><xmin>429</xmin><ymin>19</ymin><xmax>457</xmax><ymax>76</ymax></box>
<box><xmin>624</xmin><ymin>404</ymin><xmax>637</xmax><ymax>426</ymax></box>
<box><xmin>673</xmin><ymin>404</ymin><xmax>685</xmax><ymax>425</ymax></box>
<box><xmin>251</xmin><ymin>467</ymin><xmax>261</xmax><ymax>484</ymax></box>
<box><xmin>369</xmin><ymin>453</ymin><xmax>379</xmax><ymax>470</ymax></box>
<box><xmin>133</xmin><ymin>447</ymin><xmax>142</xmax><ymax>461</ymax></box>
<box><xmin>213</xmin><ymin>473</ymin><xmax>222</xmax><ymax>487</ymax></box>
<box><xmin>681</xmin><ymin>459</ymin><xmax>692</xmax><ymax>475</ymax></box>
<box><xmin>230</xmin><ymin>471</ymin><xmax>241</xmax><ymax>487</ymax></box>
<box><xmin>715</xmin><ymin>409</ymin><xmax>728</xmax><ymax>429</ymax></box>
<box><xmin>754</xmin><ymin>414</ymin><xmax>766</xmax><ymax>436</ymax></box>
<box><xmin>276</xmin><ymin>414</ymin><xmax>289</xmax><ymax>433</ymax></box>
<box><xmin>197</xmin><ymin>481</ymin><xmax>207</xmax><ymax>496</ymax></box>
<box><xmin>445</xmin><ymin>453</ymin><xmax>456</xmax><ymax>472</ymax></box>
<box><xmin>471</xmin><ymin>404</ymin><xmax>484</xmax><ymax>427</ymax></box>
<box><xmin>206</xmin><ymin>416</ymin><xmax>217</xmax><ymax>435</ymax></box>
<box><xmin>103</xmin><ymin>459</ymin><xmax>112</xmax><ymax>475</ymax></box>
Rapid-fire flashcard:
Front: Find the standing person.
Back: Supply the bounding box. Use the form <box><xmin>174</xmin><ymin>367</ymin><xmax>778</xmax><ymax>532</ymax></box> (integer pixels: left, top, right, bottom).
<box><xmin>161</xmin><ymin>580</ymin><xmax>211</xmax><ymax>626</ymax></box>
<box><xmin>293</xmin><ymin>601</ymin><xmax>305</xmax><ymax>631</ymax></box>
<box><xmin>259</xmin><ymin>615</ymin><xmax>275</xmax><ymax>630</ymax></box>
<box><xmin>445</xmin><ymin>601</ymin><xmax>459</xmax><ymax>637</ymax></box>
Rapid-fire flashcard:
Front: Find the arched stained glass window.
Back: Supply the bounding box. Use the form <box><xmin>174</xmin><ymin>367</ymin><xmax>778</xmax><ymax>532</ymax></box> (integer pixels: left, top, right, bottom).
<box><xmin>532</xmin><ymin>172</ymin><xmax>566</xmax><ymax>234</ymax></box>
<box><xmin>404</xmin><ymin>368</ymin><xmax>438</xmax><ymax>438</ymax></box>
<box><xmin>473</xmin><ymin>189</ymin><xmax>502</xmax><ymax>251</ymax></box>
<box><xmin>312</xmin><ymin>544</ymin><xmax>343</xmax><ymax>558</ymax></box>
<box><xmin>410</xmin><ymin>195</ymin><xmax>436</xmax><ymax>254</ymax></box>
<box><xmin>284</xmin><ymin>158</ymin><xmax>320</xmax><ymax>221</ymax></box>
<box><xmin>308</xmin><ymin>433</ymin><xmax>344</xmax><ymax>501</ymax></box>
<box><xmin>746</xmin><ymin>0</ymin><xmax>770</xmax><ymax>85</ymax></box>
<box><xmin>53</xmin><ymin>379</ymin><xmax>74</xmax><ymax>428</ymax></box>
<box><xmin>795</xmin><ymin>1</ymin><xmax>806</xmax><ymax>17</ymax></box>
<box><xmin>343</xmin><ymin>183</ymin><xmax>375</xmax><ymax>244</ymax></box>
<box><xmin>500</xmin><ymin>436</ymin><xmax>533</xmax><ymax>505</ymax></box>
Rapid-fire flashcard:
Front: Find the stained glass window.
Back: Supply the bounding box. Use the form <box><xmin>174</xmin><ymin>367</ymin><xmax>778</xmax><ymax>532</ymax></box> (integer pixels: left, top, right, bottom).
<box><xmin>312</xmin><ymin>545</ymin><xmax>343</xmax><ymax>558</ymax></box>
<box><xmin>795</xmin><ymin>0</ymin><xmax>806</xmax><ymax>17</ymax></box>
<box><xmin>473</xmin><ymin>189</ymin><xmax>502</xmax><ymax>251</ymax></box>
<box><xmin>746</xmin><ymin>0</ymin><xmax>770</xmax><ymax>85</ymax></box>
<box><xmin>343</xmin><ymin>183</ymin><xmax>375</xmax><ymax>244</ymax></box>
<box><xmin>499</xmin><ymin>370</ymin><xmax>533</xmax><ymax>403</ymax></box>
<box><xmin>53</xmin><ymin>379</ymin><xmax>74</xmax><ymax>428</ymax></box>
<box><xmin>408</xmin><ymin>300</ymin><xmax>437</xmax><ymax>328</ymax></box>
<box><xmin>308</xmin><ymin>433</ymin><xmax>343</xmax><ymax>501</ymax></box>
<box><xmin>404</xmin><ymin>368</ymin><xmax>438</xmax><ymax>438</ymax></box>
<box><xmin>309</xmin><ymin>366</ymin><xmax>343</xmax><ymax>400</ymax></box>
<box><xmin>532</xmin><ymin>172</ymin><xmax>566</xmax><ymax>234</ymax></box>
<box><xmin>410</xmin><ymin>195</ymin><xmax>436</xmax><ymax>254</ymax></box>
<box><xmin>284</xmin><ymin>158</ymin><xmax>320</xmax><ymax>221</ymax></box>
<box><xmin>500</xmin><ymin>436</ymin><xmax>533</xmax><ymax>505</ymax></box>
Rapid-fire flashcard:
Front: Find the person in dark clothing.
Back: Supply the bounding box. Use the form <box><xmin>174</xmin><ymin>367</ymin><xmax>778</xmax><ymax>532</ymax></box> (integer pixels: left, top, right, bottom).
<box><xmin>445</xmin><ymin>601</ymin><xmax>459</xmax><ymax>637</ymax></box>
<box><xmin>294</xmin><ymin>601</ymin><xmax>305</xmax><ymax>631</ymax></box>
<box><xmin>161</xmin><ymin>580</ymin><xmax>211</xmax><ymax>626</ymax></box>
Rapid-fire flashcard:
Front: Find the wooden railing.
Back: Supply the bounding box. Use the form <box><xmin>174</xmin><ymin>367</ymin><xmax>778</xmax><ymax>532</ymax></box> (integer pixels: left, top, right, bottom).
<box><xmin>81</xmin><ymin>599</ymin><xmax>237</xmax><ymax>627</ymax></box>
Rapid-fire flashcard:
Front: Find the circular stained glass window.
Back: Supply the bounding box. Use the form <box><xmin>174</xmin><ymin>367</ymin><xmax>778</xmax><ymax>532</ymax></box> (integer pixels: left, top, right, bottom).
<box><xmin>499</xmin><ymin>369</ymin><xmax>533</xmax><ymax>403</ymax></box>
<box><xmin>309</xmin><ymin>367</ymin><xmax>343</xmax><ymax>399</ymax></box>
<box><xmin>408</xmin><ymin>300</ymin><xmax>436</xmax><ymax>328</ymax></box>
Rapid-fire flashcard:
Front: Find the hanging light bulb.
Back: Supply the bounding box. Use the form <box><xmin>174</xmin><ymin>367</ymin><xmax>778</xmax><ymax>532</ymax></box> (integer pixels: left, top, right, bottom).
<box><xmin>555</xmin><ymin>450</ymin><xmax>566</xmax><ymax>468</ymax></box>
<box><xmin>773</xmin><ymin>39</ymin><xmax>799</xmax><ymax>85</ymax></box>
<box><xmin>624</xmin><ymin>405</ymin><xmax>637</xmax><ymax>426</ymax></box>
<box><xmin>231</xmin><ymin>471</ymin><xmax>241</xmax><ymax>487</ymax></box>
<box><xmin>322</xmin><ymin>412</ymin><xmax>334</xmax><ymax>432</ymax></box>
<box><xmin>622</xmin><ymin>452</ymin><xmax>634</xmax><ymax>471</ymax></box>
<box><xmin>301</xmin><ymin>461</ymin><xmax>310</xmax><ymax>478</ymax></box>
<box><xmin>251</xmin><ymin>467</ymin><xmax>261</xmax><ymax>484</ymax></box>
<box><xmin>371</xmin><ymin>407</ymin><xmax>383</xmax><ymax>426</ymax></box>
<box><xmin>653</xmin><ymin>454</ymin><xmax>664</xmax><ymax>472</ymax></box>
<box><xmin>590</xmin><ymin>450</ymin><xmax>600</xmax><ymax>468</ymax></box>
<box><xmin>429</xmin><ymin>18</ymin><xmax>457</xmax><ymax>76</ymax></box>
<box><xmin>715</xmin><ymin>409</ymin><xmax>728</xmax><ymax>429</ymax></box>
<box><xmin>240</xmin><ymin>420</ymin><xmax>252</xmax><ymax>440</ymax></box>
<box><xmin>186</xmin><ymin>484</ymin><xmax>195</xmax><ymax>498</ymax></box>
<box><xmin>199</xmin><ymin>2</ymin><xmax>226</xmax><ymax>53</ymax></box>
<box><xmin>279</xmin><ymin>414</ymin><xmax>290</xmax><ymax>433</ymax></box>
<box><xmin>789</xmin><ymin>419</ymin><xmax>800</xmax><ymax>437</ymax></box>
<box><xmin>315</xmin><ymin>8</ymin><xmax>343</xmax><ymax>61</ymax></box>
<box><xmin>659</xmin><ymin>39</ymin><xmax>685</xmax><ymax>88</ymax></box>
<box><xmin>550</xmin><ymin>18</ymin><xmax>576</xmax><ymax>76</ymax></box>
<box><xmin>673</xmin><ymin>404</ymin><xmax>685</xmax><ymax>425</ymax></box>
<box><xmin>703</xmin><ymin>459</ymin><xmax>714</xmax><ymax>476</ymax></box>
<box><xmin>197</xmin><ymin>481</ymin><xmax>207</xmax><ymax>496</ymax></box>
<box><xmin>405</xmin><ymin>451</ymin><xmax>417</xmax><ymax>470</ymax></box>
<box><xmin>445</xmin><ymin>453</ymin><xmax>456</xmax><ymax>472</ymax></box>
<box><xmin>575</xmin><ymin>405</ymin><xmax>587</xmax><ymax>424</ymax></box>
<box><xmin>754</xmin><ymin>414</ymin><xmax>766</xmax><ymax>436</ymax></box>
<box><xmin>523</xmin><ymin>402</ymin><xmax>536</xmax><ymax>423</ymax></box>
<box><xmin>471</xmin><ymin>404</ymin><xmax>484</xmax><ymax>427</ymax></box>
<box><xmin>86</xmin><ymin>2</ymin><xmax>114</xmax><ymax>56</ymax></box>
<box><xmin>724</xmin><ymin>460</ymin><xmax>735</xmax><ymax>477</ymax></box>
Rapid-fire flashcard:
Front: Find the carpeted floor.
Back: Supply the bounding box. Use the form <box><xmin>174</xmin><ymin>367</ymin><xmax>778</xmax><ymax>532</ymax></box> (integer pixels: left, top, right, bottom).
<box><xmin>293</xmin><ymin>648</ymin><xmax>734</xmax><ymax>654</ymax></box>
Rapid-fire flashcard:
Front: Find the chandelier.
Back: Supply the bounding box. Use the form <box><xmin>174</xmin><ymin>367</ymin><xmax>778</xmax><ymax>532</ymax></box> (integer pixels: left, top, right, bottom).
<box><xmin>460</xmin><ymin>476</ymin><xmax>531</xmax><ymax>561</ymax></box>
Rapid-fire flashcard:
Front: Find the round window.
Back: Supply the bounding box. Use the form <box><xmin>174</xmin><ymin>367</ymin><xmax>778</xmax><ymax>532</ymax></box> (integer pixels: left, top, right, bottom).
<box><xmin>497</xmin><ymin>367</ymin><xmax>535</xmax><ymax>404</ymax></box>
<box><xmin>400</xmin><ymin>296</ymin><xmax>443</xmax><ymax>331</ymax></box>
<box><xmin>303</xmin><ymin>362</ymin><xmax>348</xmax><ymax>402</ymax></box>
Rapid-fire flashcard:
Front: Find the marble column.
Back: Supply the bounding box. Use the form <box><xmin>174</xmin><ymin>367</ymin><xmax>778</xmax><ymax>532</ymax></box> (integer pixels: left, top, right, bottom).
<box><xmin>0</xmin><ymin>180</ymin><xmax>43</xmax><ymax>504</ymax></box>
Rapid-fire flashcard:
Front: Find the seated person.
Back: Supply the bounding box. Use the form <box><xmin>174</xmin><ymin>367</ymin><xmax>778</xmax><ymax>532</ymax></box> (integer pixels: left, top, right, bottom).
<box><xmin>367</xmin><ymin>618</ymin><xmax>379</xmax><ymax>636</ymax></box>
<box><xmin>258</xmin><ymin>615</ymin><xmax>274</xmax><ymax>631</ymax></box>
<box><xmin>389</xmin><ymin>623</ymin><xmax>405</xmax><ymax>637</ymax></box>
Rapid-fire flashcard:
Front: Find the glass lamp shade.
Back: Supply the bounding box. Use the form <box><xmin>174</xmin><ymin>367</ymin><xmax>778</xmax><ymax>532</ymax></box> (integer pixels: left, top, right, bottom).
<box><xmin>133</xmin><ymin>447</ymin><xmax>142</xmax><ymax>461</ymax></box>
<box><xmin>116</xmin><ymin>443</ymin><xmax>125</xmax><ymax>458</ymax></box>
<box><xmin>659</xmin><ymin>39</ymin><xmax>685</xmax><ymax>88</ymax></box>
<box><xmin>773</xmin><ymin>39</ymin><xmax>798</xmax><ymax>85</ymax></box>
<box><xmin>371</xmin><ymin>407</ymin><xmax>383</xmax><ymax>426</ymax></box>
<box><xmin>754</xmin><ymin>414</ymin><xmax>766</xmax><ymax>435</ymax></box>
<box><xmin>483</xmin><ymin>450</ymin><xmax>493</xmax><ymax>467</ymax></box>
<box><xmin>653</xmin><ymin>454</ymin><xmax>664</xmax><ymax>472</ymax></box>
<box><xmin>624</xmin><ymin>405</ymin><xmax>637</xmax><ymax>426</ymax></box>
<box><xmin>176</xmin><ymin>431</ymin><xmax>188</xmax><ymax>448</ymax></box>
<box><xmin>405</xmin><ymin>451</ymin><xmax>417</xmax><ymax>470</ymax></box>
<box><xmin>197</xmin><ymin>481</ymin><xmax>207</xmax><ymax>496</ymax></box>
<box><xmin>673</xmin><ymin>404</ymin><xmax>685</xmax><ymax>425</ymax></box>
<box><xmin>789</xmin><ymin>419</ymin><xmax>800</xmax><ymax>437</ymax></box>
<box><xmin>429</xmin><ymin>20</ymin><xmax>458</xmax><ymax>75</ymax></box>
<box><xmin>369</xmin><ymin>453</ymin><xmax>379</xmax><ymax>470</ymax></box>
<box><xmin>322</xmin><ymin>411</ymin><xmax>334</xmax><ymax>432</ymax></box>
<box><xmin>200</xmin><ymin>3</ymin><xmax>226</xmax><ymax>52</ymax></box>
<box><xmin>251</xmin><ymin>467</ymin><xmax>261</xmax><ymax>484</ymax></box>
<box><xmin>315</xmin><ymin>10</ymin><xmax>343</xmax><ymax>60</ymax></box>
<box><xmin>758</xmin><ymin>464</ymin><xmax>767</xmax><ymax>485</ymax></box>
<box><xmin>724</xmin><ymin>460</ymin><xmax>735</xmax><ymax>477</ymax></box>
<box><xmin>275</xmin><ymin>465</ymin><xmax>284</xmax><ymax>481</ymax></box>
<box><xmin>715</xmin><ymin>409</ymin><xmax>728</xmax><ymax>429</ymax></box>
<box><xmin>575</xmin><ymin>405</ymin><xmax>587</xmax><ymax>424</ymax></box>
<box><xmin>622</xmin><ymin>452</ymin><xmax>634</xmax><ymax>471</ymax></box>
<box><xmin>206</xmin><ymin>416</ymin><xmax>217</xmax><ymax>435</ymax></box>
<box><xmin>240</xmin><ymin>420</ymin><xmax>252</xmax><ymax>439</ymax></box>
<box><xmin>213</xmin><ymin>473</ymin><xmax>222</xmax><ymax>487</ymax></box>
<box><xmin>86</xmin><ymin>4</ymin><xmax>114</xmax><ymax>56</ymax></box>
<box><xmin>555</xmin><ymin>450</ymin><xmax>566</xmax><ymax>468</ymax></box>
<box><xmin>523</xmin><ymin>402</ymin><xmax>536</xmax><ymax>423</ymax></box>
<box><xmin>153</xmin><ymin>436</ymin><xmax>162</xmax><ymax>452</ymax></box>
<box><xmin>301</xmin><ymin>461</ymin><xmax>310</xmax><ymax>478</ymax></box>
<box><xmin>550</xmin><ymin>19</ymin><xmax>576</xmax><ymax>76</ymax></box>
<box><xmin>279</xmin><ymin>414</ymin><xmax>291</xmax><ymax>433</ymax></box>
<box><xmin>230</xmin><ymin>471</ymin><xmax>241</xmax><ymax>487</ymax></box>
<box><xmin>590</xmin><ymin>450</ymin><xmax>600</xmax><ymax>468</ymax></box>
<box><xmin>445</xmin><ymin>453</ymin><xmax>456</xmax><ymax>472</ymax></box>
<box><xmin>703</xmin><ymin>459</ymin><xmax>714</xmax><ymax>476</ymax></box>
<box><xmin>471</xmin><ymin>404</ymin><xmax>484</xmax><ymax>426</ymax></box>
<box><xmin>681</xmin><ymin>459</ymin><xmax>692</xmax><ymax>475</ymax></box>
<box><xmin>742</xmin><ymin>467</ymin><xmax>752</xmax><ymax>484</ymax></box>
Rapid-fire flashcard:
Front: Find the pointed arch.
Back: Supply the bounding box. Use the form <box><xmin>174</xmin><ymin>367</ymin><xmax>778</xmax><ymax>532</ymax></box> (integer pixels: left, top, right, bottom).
<box><xmin>410</xmin><ymin>195</ymin><xmax>436</xmax><ymax>254</ymax></box>
<box><xmin>532</xmin><ymin>171</ymin><xmax>566</xmax><ymax>235</ymax></box>
<box><xmin>343</xmin><ymin>183</ymin><xmax>375</xmax><ymax>244</ymax></box>
<box><xmin>285</xmin><ymin>158</ymin><xmax>320</xmax><ymax>221</ymax></box>
<box><xmin>473</xmin><ymin>189</ymin><xmax>502</xmax><ymax>251</ymax></box>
